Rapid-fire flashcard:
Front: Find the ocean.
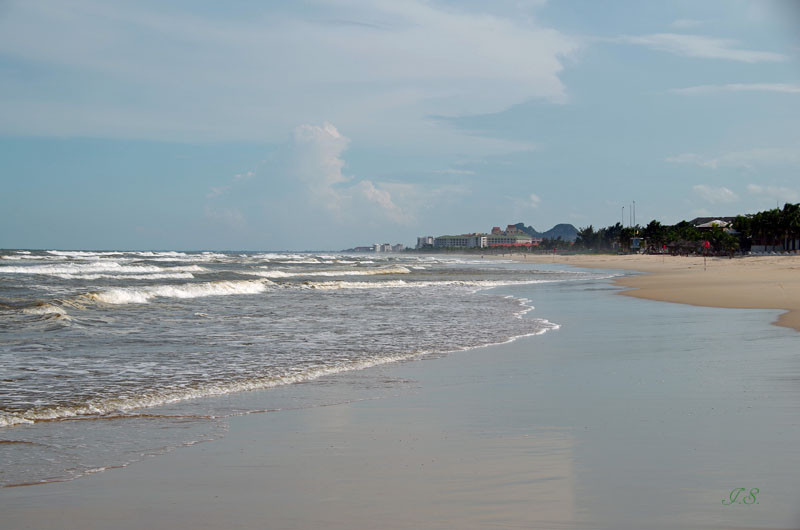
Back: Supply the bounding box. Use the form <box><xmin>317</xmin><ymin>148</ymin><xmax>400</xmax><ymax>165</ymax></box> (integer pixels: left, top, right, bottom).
<box><xmin>0</xmin><ymin>250</ymin><xmax>615</xmax><ymax>487</ymax></box>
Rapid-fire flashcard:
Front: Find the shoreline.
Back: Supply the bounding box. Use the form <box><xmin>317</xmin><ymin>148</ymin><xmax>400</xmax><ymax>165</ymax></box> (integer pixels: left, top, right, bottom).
<box><xmin>3</xmin><ymin>268</ymin><xmax>799</xmax><ymax>528</ymax></box>
<box><xmin>494</xmin><ymin>253</ymin><xmax>800</xmax><ymax>332</ymax></box>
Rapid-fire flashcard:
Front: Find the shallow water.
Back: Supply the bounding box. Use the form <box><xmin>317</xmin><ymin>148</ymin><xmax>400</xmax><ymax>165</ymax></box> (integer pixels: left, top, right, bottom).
<box><xmin>0</xmin><ymin>251</ymin><xmax>613</xmax><ymax>486</ymax></box>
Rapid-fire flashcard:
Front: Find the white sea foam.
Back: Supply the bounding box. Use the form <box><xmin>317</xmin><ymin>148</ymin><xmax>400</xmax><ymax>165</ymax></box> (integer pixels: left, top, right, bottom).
<box><xmin>0</xmin><ymin>357</ymin><xmax>416</xmax><ymax>426</ymax></box>
<box><xmin>250</xmin><ymin>266</ymin><xmax>411</xmax><ymax>278</ymax></box>
<box><xmin>303</xmin><ymin>280</ymin><xmax>412</xmax><ymax>289</ymax></box>
<box><xmin>250</xmin><ymin>270</ymin><xmax>294</xmax><ymax>278</ymax></box>
<box><xmin>53</xmin><ymin>272</ymin><xmax>195</xmax><ymax>281</ymax></box>
<box><xmin>46</xmin><ymin>250</ymin><xmax>125</xmax><ymax>257</ymax></box>
<box><xmin>131</xmin><ymin>251</ymin><xmax>188</xmax><ymax>257</ymax></box>
<box><xmin>0</xmin><ymin>262</ymin><xmax>204</xmax><ymax>276</ymax></box>
<box><xmin>0</xmin><ymin>313</ymin><xmax>559</xmax><ymax>428</ymax></box>
<box><xmin>22</xmin><ymin>303</ymin><xmax>69</xmax><ymax>317</ymax></box>
<box><xmin>3</xmin><ymin>253</ymin><xmax>63</xmax><ymax>261</ymax></box>
<box><xmin>87</xmin><ymin>279</ymin><xmax>273</xmax><ymax>305</ymax></box>
<box><xmin>301</xmin><ymin>279</ymin><xmax>554</xmax><ymax>290</ymax></box>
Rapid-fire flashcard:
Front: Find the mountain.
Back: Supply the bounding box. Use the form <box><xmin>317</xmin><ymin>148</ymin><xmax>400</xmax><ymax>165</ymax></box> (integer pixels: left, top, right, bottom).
<box><xmin>513</xmin><ymin>222</ymin><xmax>579</xmax><ymax>242</ymax></box>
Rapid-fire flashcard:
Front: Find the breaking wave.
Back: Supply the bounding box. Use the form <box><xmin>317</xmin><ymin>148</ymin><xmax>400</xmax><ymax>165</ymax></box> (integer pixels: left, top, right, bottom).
<box><xmin>86</xmin><ymin>279</ymin><xmax>273</xmax><ymax>305</ymax></box>
<box><xmin>1</xmin><ymin>262</ymin><xmax>204</xmax><ymax>276</ymax></box>
<box><xmin>250</xmin><ymin>265</ymin><xmax>411</xmax><ymax>278</ymax></box>
<box><xmin>52</xmin><ymin>272</ymin><xmax>195</xmax><ymax>281</ymax></box>
<box><xmin>301</xmin><ymin>279</ymin><xmax>555</xmax><ymax>290</ymax></box>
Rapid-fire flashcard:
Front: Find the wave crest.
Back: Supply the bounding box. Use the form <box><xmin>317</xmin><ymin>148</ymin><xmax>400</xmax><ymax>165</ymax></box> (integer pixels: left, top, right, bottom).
<box><xmin>86</xmin><ymin>279</ymin><xmax>272</xmax><ymax>305</ymax></box>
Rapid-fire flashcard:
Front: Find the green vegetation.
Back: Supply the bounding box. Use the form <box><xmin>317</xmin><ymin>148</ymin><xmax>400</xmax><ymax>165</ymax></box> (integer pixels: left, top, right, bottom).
<box><xmin>573</xmin><ymin>202</ymin><xmax>800</xmax><ymax>255</ymax></box>
<box><xmin>733</xmin><ymin>203</ymin><xmax>800</xmax><ymax>252</ymax></box>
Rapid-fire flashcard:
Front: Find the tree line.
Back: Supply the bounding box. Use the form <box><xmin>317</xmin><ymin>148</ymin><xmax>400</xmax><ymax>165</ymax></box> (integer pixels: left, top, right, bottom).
<box><xmin>573</xmin><ymin>202</ymin><xmax>800</xmax><ymax>254</ymax></box>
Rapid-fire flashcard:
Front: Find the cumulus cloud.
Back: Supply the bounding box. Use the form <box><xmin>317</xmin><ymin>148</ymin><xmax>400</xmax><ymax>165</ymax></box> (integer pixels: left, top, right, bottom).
<box><xmin>354</xmin><ymin>180</ymin><xmax>410</xmax><ymax>223</ymax></box>
<box><xmin>291</xmin><ymin>122</ymin><xmax>352</xmax><ymax>211</ymax></box>
<box><xmin>289</xmin><ymin>122</ymin><xmax>411</xmax><ymax>223</ymax></box>
<box><xmin>618</xmin><ymin>33</ymin><xmax>787</xmax><ymax>63</ymax></box>
<box><xmin>692</xmin><ymin>185</ymin><xmax>739</xmax><ymax>204</ymax></box>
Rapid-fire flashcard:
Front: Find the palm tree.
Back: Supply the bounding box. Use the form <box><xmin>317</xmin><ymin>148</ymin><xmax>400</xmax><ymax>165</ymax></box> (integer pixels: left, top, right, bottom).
<box><xmin>781</xmin><ymin>203</ymin><xmax>800</xmax><ymax>251</ymax></box>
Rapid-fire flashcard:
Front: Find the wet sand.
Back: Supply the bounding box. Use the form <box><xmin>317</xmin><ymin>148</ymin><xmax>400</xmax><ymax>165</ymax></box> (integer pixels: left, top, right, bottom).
<box><xmin>502</xmin><ymin>254</ymin><xmax>800</xmax><ymax>332</ymax></box>
<box><xmin>2</xmin><ymin>272</ymin><xmax>799</xmax><ymax>529</ymax></box>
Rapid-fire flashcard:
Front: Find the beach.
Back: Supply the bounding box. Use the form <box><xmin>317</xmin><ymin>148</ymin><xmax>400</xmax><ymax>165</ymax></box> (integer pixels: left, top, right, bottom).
<box><xmin>500</xmin><ymin>253</ymin><xmax>800</xmax><ymax>332</ymax></box>
<box><xmin>2</xmin><ymin>258</ymin><xmax>799</xmax><ymax>529</ymax></box>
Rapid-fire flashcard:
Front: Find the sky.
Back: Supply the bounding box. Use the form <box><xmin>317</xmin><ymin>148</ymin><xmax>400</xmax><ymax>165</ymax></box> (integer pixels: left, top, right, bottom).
<box><xmin>1</xmin><ymin>0</ymin><xmax>799</xmax><ymax>250</ymax></box>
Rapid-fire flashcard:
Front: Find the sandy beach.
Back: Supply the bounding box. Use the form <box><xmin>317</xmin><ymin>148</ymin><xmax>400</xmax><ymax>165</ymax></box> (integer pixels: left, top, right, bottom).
<box><xmin>500</xmin><ymin>254</ymin><xmax>800</xmax><ymax>333</ymax></box>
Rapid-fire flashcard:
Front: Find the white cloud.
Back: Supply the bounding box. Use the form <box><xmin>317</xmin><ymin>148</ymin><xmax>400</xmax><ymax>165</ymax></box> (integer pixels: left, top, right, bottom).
<box><xmin>670</xmin><ymin>83</ymin><xmax>800</xmax><ymax>95</ymax></box>
<box><xmin>618</xmin><ymin>33</ymin><xmax>787</xmax><ymax>63</ymax></box>
<box><xmin>288</xmin><ymin>122</ymin><xmax>411</xmax><ymax>223</ymax></box>
<box><xmin>0</xmin><ymin>0</ymin><xmax>577</xmax><ymax>153</ymax></box>
<box><xmin>747</xmin><ymin>184</ymin><xmax>800</xmax><ymax>203</ymax></box>
<box><xmin>670</xmin><ymin>19</ymin><xmax>702</xmax><ymax>29</ymax></box>
<box><xmin>529</xmin><ymin>193</ymin><xmax>542</xmax><ymax>208</ymax></box>
<box><xmin>692</xmin><ymin>185</ymin><xmax>739</xmax><ymax>204</ymax></box>
<box><xmin>666</xmin><ymin>147</ymin><xmax>800</xmax><ymax>170</ymax></box>
<box><xmin>291</xmin><ymin>122</ymin><xmax>352</xmax><ymax>211</ymax></box>
<box><xmin>355</xmin><ymin>180</ymin><xmax>410</xmax><ymax>223</ymax></box>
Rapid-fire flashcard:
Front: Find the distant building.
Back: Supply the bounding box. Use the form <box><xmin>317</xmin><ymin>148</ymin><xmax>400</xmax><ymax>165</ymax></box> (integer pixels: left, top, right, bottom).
<box><xmin>491</xmin><ymin>226</ymin><xmax>502</xmax><ymax>235</ymax></box>
<box><xmin>343</xmin><ymin>243</ymin><xmax>405</xmax><ymax>252</ymax></box>
<box><xmin>433</xmin><ymin>235</ymin><xmax>487</xmax><ymax>248</ymax></box>
<box><xmin>416</xmin><ymin>236</ymin><xmax>434</xmax><ymax>249</ymax></box>
<box><xmin>487</xmin><ymin>234</ymin><xmax>533</xmax><ymax>246</ymax></box>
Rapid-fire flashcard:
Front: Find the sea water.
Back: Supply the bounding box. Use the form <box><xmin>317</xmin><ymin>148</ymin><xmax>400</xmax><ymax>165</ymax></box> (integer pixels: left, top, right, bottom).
<box><xmin>0</xmin><ymin>251</ymin><xmax>614</xmax><ymax>486</ymax></box>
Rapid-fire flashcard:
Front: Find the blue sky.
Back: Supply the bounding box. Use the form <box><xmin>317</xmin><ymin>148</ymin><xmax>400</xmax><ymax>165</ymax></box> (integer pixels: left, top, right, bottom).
<box><xmin>1</xmin><ymin>0</ymin><xmax>799</xmax><ymax>250</ymax></box>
